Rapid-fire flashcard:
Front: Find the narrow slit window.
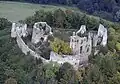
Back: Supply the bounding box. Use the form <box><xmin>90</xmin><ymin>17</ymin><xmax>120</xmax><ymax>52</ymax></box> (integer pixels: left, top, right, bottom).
<box><xmin>80</xmin><ymin>46</ymin><xmax>82</xmax><ymax>53</ymax></box>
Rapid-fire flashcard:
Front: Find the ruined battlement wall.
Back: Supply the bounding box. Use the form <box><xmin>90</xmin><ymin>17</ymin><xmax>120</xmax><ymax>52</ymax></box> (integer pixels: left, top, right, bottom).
<box><xmin>11</xmin><ymin>22</ymin><xmax>107</xmax><ymax>69</ymax></box>
<box><xmin>15</xmin><ymin>31</ymin><xmax>84</xmax><ymax>69</ymax></box>
<box><xmin>11</xmin><ymin>22</ymin><xmax>49</xmax><ymax>63</ymax></box>
<box><xmin>70</xmin><ymin>24</ymin><xmax>107</xmax><ymax>56</ymax></box>
<box><xmin>16</xmin><ymin>31</ymin><xmax>49</xmax><ymax>63</ymax></box>
<box><xmin>70</xmin><ymin>36</ymin><xmax>92</xmax><ymax>56</ymax></box>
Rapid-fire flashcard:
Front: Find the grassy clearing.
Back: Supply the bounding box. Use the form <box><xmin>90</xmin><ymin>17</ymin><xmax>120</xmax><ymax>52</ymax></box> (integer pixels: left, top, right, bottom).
<box><xmin>0</xmin><ymin>1</ymin><xmax>78</xmax><ymax>22</ymax></box>
<box><xmin>0</xmin><ymin>1</ymin><xmax>114</xmax><ymax>25</ymax></box>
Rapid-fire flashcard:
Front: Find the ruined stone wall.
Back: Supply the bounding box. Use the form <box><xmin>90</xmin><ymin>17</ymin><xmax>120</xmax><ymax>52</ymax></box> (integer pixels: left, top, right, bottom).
<box><xmin>11</xmin><ymin>22</ymin><xmax>107</xmax><ymax>69</ymax></box>
<box><xmin>16</xmin><ymin>30</ymin><xmax>83</xmax><ymax>69</ymax></box>
<box><xmin>31</xmin><ymin>22</ymin><xmax>53</xmax><ymax>44</ymax></box>
<box><xmin>70</xmin><ymin>24</ymin><xmax>107</xmax><ymax>56</ymax></box>
<box><xmin>16</xmin><ymin>31</ymin><xmax>49</xmax><ymax>63</ymax></box>
<box><xmin>11</xmin><ymin>22</ymin><xmax>49</xmax><ymax>63</ymax></box>
<box><xmin>70</xmin><ymin>36</ymin><xmax>92</xmax><ymax>56</ymax></box>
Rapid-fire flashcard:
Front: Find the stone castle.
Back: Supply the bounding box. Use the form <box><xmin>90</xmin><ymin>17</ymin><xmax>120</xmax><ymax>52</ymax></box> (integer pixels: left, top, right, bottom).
<box><xmin>11</xmin><ymin>22</ymin><xmax>107</xmax><ymax>69</ymax></box>
<box><xmin>70</xmin><ymin>24</ymin><xmax>107</xmax><ymax>56</ymax></box>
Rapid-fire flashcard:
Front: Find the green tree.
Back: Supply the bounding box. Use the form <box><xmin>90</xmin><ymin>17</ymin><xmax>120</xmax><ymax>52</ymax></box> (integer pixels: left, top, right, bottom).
<box><xmin>85</xmin><ymin>64</ymin><xmax>104</xmax><ymax>84</ymax></box>
<box><xmin>50</xmin><ymin>38</ymin><xmax>72</xmax><ymax>55</ymax></box>
<box><xmin>56</xmin><ymin>62</ymin><xmax>78</xmax><ymax>84</ymax></box>
<box><xmin>86</xmin><ymin>17</ymin><xmax>99</xmax><ymax>30</ymax></box>
<box><xmin>45</xmin><ymin>11</ymin><xmax>54</xmax><ymax>26</ymax></box>
<box><xmin>0</xmin><ymin>18</ymin><xmax>11</xmax><ymax>30</ymax></box>
<box><xmin>54</xmin><ymin>9</ymin><xmax>66</xmax><ymax>28</ymax></box>
<box><xmin>66</xmin><ymin>0</ymin><xmax>72</xmax><ymax>5</ymax></box>
<box><xmin>83</xmin><ymin>53</ymin><xmax>117</xmax><ymax>84</ymax></box>
<box><xmin>28</xmin><ymin>63</ymin><xmax>59</xmax><ymax>84</ymax></box>
<box><xmin>34</xmin><ymin>10</ymin><xmax>46</xmax><ymax>22</ymax></box>
<box><xmin>25</xmin><ymin>16</ymin><xmax>36</xmax><ymax>27</ymax></box>
<box><xmin>4</xmin><ymin>78</ymin><xmax>17</xmax><ymax>84</ymax></box>
<box><xmin>115</xmin><ymin>42</ymin><xmax>120</xmax><ymax>51</ymax></box>
<box><xmin>65</xmin><ymin>10</ymin><xmax>74</xmax><ymax>29</ymax></box>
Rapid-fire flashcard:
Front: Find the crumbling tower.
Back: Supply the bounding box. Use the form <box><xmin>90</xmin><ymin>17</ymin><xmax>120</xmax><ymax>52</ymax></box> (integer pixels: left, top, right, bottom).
<box><xmin>70</xmin><ymin>24</ymin><xmax>107</xmax><ymax>56</ymax></box>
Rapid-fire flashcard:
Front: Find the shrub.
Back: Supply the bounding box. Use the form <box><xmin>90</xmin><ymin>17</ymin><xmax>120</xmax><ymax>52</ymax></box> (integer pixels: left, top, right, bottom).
<box><xmin>0</xmin><ymin>18</ymin><xmax>11</xmax><ymax>30</ymax></box>
<box><xmin>4</xmin><ymin>78</ymin><xmax>17</xmax><ymax>84</ymax></box>
<box><xmin>50</xmin><ymin>38</ymin><xmax>72</xmax><ymax>55</ymax></box>
<box><xmin>116</xmin><ymin>42</ymin><xmax>120</xmax><ymax>51</ymax></box>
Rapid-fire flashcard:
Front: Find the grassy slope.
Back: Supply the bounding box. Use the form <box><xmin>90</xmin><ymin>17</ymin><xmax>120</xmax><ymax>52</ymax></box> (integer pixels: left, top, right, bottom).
<box><xmin>0</xmin><ymin>1</ymin><xmax>114</xmax><ymax>25</ymax></box>
<box><xmin>0</xmin><ymin>1</ymin><xmax>77</xmax><ymax>22</ymax></box>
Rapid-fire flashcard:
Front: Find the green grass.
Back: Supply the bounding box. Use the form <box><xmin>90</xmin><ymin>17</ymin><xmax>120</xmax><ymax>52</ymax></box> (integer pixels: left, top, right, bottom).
<box><xmin>0</xmin><ymin>1</ymin><xmax>114</xmax><ymax>25</ymax></box>
<box><xmin>0</xmin><ymin>1</ymin><xmax>78</xmax><ymax>22</ymax></box>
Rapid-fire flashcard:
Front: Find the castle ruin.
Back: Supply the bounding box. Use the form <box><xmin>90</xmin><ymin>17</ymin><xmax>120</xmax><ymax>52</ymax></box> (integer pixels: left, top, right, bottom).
<box><xmin>70</xmin><ymin>24</ymin><xmax>107</xmax><ymax>56</ymax></box>
<box><xmin>11</xmin><ymin>22</ymin><xmax>107</xmax><ymax>69</ymax></box>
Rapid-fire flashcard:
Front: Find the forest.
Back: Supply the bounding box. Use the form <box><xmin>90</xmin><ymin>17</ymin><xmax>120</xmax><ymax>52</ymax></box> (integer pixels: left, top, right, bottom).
<box><xmin>0</xmin><ymin>8</ymin><xmax>120</xmax><ymax>84</ymax></box>
<box><xmin>2</xmin><ymin>0</ymin><xmax>120</xmax><ymax>22</ymax></box>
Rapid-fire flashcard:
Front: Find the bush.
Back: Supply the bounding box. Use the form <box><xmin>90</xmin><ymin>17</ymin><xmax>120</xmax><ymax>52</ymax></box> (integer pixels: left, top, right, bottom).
<box><xmin>116</xmin><ymin>42</ymin><xmax>120</xmax><ymax>51</ymax></box>
<box><xmin>4</xmin><ymin>78</ymin><xmax>17</xmax><ymax>84</ymax></box>
<box><xmin>56</xmin><ymin>62</ymin><xmax>78</xmax><ymax>84</ymax></box>
<box><xmin>50</xmin><ymin>38</ymin><xmax>72</xmax><ymax>55</ymax></box>
<box><xmin>0</xmin><ymin>18</ymin><xmax>11</xmax><ymax>30</ymax></box>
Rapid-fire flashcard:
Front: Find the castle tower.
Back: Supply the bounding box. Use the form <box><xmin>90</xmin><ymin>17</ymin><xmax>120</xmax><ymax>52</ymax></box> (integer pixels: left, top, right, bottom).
<box><xmin>70</xmin><ymin>25</ymin><xmax>92</xmax><ymax>56</ymax></box>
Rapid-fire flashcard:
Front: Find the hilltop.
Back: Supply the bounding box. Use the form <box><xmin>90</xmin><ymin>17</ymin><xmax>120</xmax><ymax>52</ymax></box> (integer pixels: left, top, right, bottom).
<box><xmin>0</xmin><ymin>1</ymin><xmax>120</xmax><ymax>84</ymax></box>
